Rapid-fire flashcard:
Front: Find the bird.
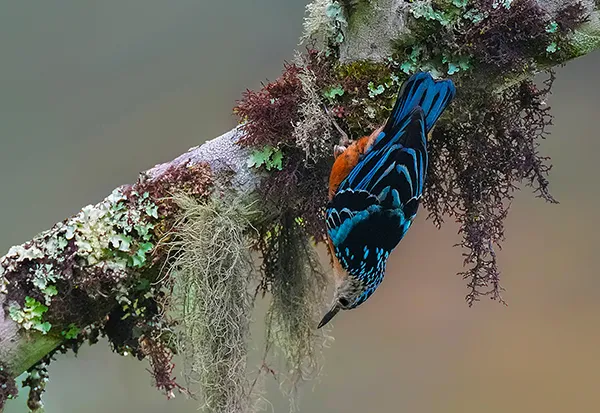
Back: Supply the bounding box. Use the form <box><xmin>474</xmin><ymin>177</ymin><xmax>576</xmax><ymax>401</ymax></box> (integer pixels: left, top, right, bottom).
<box><xmin>318</xmin><ymin>71</ymin><xmax>456</xmax><ymax>329</ymax></box>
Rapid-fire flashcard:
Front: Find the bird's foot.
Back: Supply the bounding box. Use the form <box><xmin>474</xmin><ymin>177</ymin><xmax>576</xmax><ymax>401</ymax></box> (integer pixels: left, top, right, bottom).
<box><xmin>323</xmin><ymin>103</ymin><xmax>351</xmax><ymax>159</ymax></box>
<box><xmin>333</xmin><ymin>144</ymin><xmax>347</xmax><ymax>158</ymax></box>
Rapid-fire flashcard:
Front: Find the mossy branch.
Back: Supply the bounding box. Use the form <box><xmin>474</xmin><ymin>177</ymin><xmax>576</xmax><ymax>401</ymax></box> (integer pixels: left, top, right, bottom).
<box><xmin>1</xmin><ymin>0</ymin><xmax>600</xmax><ymax>412</ymax></box>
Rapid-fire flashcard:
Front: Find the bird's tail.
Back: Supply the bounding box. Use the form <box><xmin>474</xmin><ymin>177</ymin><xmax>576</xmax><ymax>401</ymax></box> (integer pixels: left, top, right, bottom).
<box><xmin>385</xmin><ymin>72</ymin><xmax>456</xmax><ymax>134</ymax></box>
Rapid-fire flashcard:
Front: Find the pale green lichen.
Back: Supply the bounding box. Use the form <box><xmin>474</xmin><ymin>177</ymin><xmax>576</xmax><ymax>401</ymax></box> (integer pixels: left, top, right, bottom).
<box><xmin>247</xmin><ymin>145</ymin><xmax>284</xmax><ymax>172</ymax></box>
<box><xmin>66</xmin><ymin>188</ymin><xmax>157</xmax><ymax>270</ymax></box>
<box><xmin>322</xmin><ymin>85</ymin><xmax>345</xmax><ymax>100</ymax></box>
<box><xmin>367</xmin><ymin>81</ymin><xmax>385</xmax><ymax>97</ymax></box>
<box><xmin>301</xmin><ymin>0</ymin><xmax>348</xmax><ymax>47</ymax></box>
<box><xmin>492</xmin><ymin>0</ymin><xmax>513</xmax><ymax>9</ymax></box>
<box><xmin>23</xmin><ymin>359</ymin><xmax>50</xmax><ymax>413</ymax></box>
<box><xmin>293</xmin><ymin>52</ymin><xmax>337</xmax><ymax>161</ymax></box>
<box><xmin>570</xmin><ymin>24</ymin><xmax>600</xmax><ymax>57</ymax></box>
<box><xmin>32</xmin><ymin>264</ymin><xmax>60</xmax><ymax>305</ymax></box>
<box><xmin>8</xmin><ymin>297</ymin><xmax>51</xmax><ymax>334</ymax></box>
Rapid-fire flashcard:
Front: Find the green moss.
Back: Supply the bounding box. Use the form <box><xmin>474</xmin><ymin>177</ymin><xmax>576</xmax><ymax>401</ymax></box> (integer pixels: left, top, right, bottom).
<box><xmin>569</xmin><ymin>28</ymin><xmax>600</xmax><ymax>57</ymax></box>
<box><xmin>326</xmin><ymin>59</ymin><xmax>401</xmax><ymax>135</ymax></box>
<box><xmin>342</xmin><ymin>0</ymin><xmax>373</xmax><ymax>31</ymax></box>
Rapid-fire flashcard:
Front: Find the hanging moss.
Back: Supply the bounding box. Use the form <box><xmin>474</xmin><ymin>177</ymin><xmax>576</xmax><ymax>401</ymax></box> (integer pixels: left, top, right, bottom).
<box><xmin>261</xmin><ymin>213</ymin><xmax>331</xmax><ymax>404</ymax></box>
<box><xmin>161</xmin><ymin>193</ymin><xmax>258</xmax><ymax>413</ymax></box>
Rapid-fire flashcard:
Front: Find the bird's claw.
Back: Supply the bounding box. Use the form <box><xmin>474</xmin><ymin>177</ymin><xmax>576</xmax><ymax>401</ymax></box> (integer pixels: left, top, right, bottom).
<box><xmin>333</xmin><ymin>144</ymin><xmax>347</xmax><ymax>159</ymax></box>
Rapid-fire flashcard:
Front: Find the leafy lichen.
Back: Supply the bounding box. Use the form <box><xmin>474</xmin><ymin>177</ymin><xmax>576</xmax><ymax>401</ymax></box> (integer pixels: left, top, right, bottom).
<box><xmin>301</xmin><ymin>0</ymin><xmax>348</xmax><ymax>48</ymax></box>
<box><xmin>8</xmin><ymin>297</ymin><xmax>51</xmax><ymax>334</ymax></box>
<box><xmin>22</xmin><ymin>357</ymin><xmax>50</xmax><ymax>413</ymax></box>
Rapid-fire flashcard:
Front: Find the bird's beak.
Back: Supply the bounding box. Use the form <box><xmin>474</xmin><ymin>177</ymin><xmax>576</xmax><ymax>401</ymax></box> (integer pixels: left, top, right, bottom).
<box><xmin>317</xmin><ymin>303</ymin><xmax>340</xmax><ymax>329</ymax></box>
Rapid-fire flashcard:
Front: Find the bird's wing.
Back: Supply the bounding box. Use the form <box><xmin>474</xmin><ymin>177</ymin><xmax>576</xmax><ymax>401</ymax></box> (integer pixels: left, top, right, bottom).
<box><xmin>326</xmin><ymin>107</ymin><xmax>427</xmax><ymax>263</ymax></box>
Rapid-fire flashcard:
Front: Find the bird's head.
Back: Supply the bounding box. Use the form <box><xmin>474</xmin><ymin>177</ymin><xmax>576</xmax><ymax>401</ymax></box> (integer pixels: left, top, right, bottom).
<box><xmin>317</xmin><ymin>268</ymin><xmax>377</xmax><ymax>329</ymax></box>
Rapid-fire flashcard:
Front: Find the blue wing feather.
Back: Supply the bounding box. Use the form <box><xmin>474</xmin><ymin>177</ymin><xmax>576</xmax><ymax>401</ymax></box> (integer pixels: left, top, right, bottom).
<box><xmin>326</xmin><ymin>72</ymin><xmax>455</xmax><ymax>295</ymax></box>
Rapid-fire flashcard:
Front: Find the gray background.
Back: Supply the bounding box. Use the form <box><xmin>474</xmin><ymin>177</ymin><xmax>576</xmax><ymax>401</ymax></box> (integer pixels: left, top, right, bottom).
<box><xmin>2</xmin><ymin>1</ymin><xmax>599</xmax><ymax>412</ymax></box>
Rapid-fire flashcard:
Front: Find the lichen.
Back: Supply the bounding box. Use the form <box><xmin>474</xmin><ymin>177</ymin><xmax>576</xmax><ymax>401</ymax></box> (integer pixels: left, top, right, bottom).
<box><xmin>8</xmin><ymin>297</ymin><xmax>51</xmax><ymax>334</ymax></box>
<box><xmin>22</xmin><ymin>357</ymin><xmax>50</xmax><ymax>413</ymax></box>
<box><xmin>292</xmin><ymin>51</ymin><xmax>336</xmax><ymax>162</ymax></box>
<box><xmin>301</xmin><ymin>0</ymin><xmax>348</xmax><ymax>48</ymax></box>
<box><xmin>1</xmin><ymin>158</ymin><xmax>214</xmax><ymax>405</ymax></box>
<box><xmin>131</xmin><ymin>160</ymin><xmax>213</xmax><ymax>220</ymax></box>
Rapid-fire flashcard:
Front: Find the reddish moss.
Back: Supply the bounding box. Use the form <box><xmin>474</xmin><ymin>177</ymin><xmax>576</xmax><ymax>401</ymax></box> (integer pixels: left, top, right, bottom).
<box><xmin>128</xmin><ymin>161</ymin><xmax>214</xmax><ymax>220</ymax></box>
<box><xmin>463</xmin><ymin>1</ymin><xmax>551</xmax><ymax>71</ymax></box>
<box><xmin>555</xmin><ymin>2</ymin><xmax>589</xmax><ymax>32</ymax></box>
<box><xmin>0</xmin><ymin>365</ymin><xmax>18</xmax><ymax>410</ymax></box>
<box><xmin>234</xmin><ymin>54</ymin><xmax>336</xmax><ymax>243</ymax></box>
<box><xmin>140</xmin><ymin>337</ymin><xmax>185</xmax><ymax>398</ymax></box>
<box><xmin>424</xmin><ymin>71</ymin><xmax>556</xmax><ymax>303</ymax></box>
<box><xmin>234</xmin><ymin>63</ymin><xmax>304</xmax><ymax>148</ymax></box>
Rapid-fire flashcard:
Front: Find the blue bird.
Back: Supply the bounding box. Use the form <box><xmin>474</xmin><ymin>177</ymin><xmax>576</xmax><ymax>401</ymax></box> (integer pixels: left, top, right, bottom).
<box><xmin>319</xmin><ymin>72</ymin><xmax>456</xmax><ymax>328</ymax></box>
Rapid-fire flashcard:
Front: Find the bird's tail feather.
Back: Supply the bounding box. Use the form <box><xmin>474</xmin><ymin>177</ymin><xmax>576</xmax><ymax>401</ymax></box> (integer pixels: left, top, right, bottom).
<box><xmin>385</xmin><ymin>72</ymin><xmax>456</xmax><ymax>134</ymax></box>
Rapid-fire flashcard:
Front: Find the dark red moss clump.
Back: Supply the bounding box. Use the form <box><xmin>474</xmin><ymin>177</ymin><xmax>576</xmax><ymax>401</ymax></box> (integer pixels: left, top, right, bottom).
<box><xmin>396</xmin><ymin>0</ymin><xmax>590</xmax><ymax>81</ymax></box>
<box><xmin>423</xmin><ymin>71</ymin><xmax>556</xmax><ymax>303</ymax></box>
<box><xmin>140</xmin><ymin>337</ymin><xmax>185</xmax><ymax>398</ymax></box>
<box><xmin>0</xmin><ymin>365</ymin><xmax>18</xmax><ymax>410</ymax></box>
<box><xmin>555</xmin><ymin>2</ymin><xmax>589</xmax><ymax>32</ymax></box>
<box><xmin>464</xmin><ymin>1</ymin><xmax>550</xmax><ymax>70</ymax></box>
<box><xmin>463</xmin><ymin>1</ymin><xmax>589</xmax><ymax>72</ymax></box>
<box><xmin>234</xmin><ymin>53</ymin><xmax>335</xmax><ymax>243</ymax></box>
<box><xmin>235</xmin><ymin>64</ymin><xmax>304</xmax><ymax>148</ymax></box>
<box><xmin>129</xmin><ymin>161</ymin><xmax>214</xmax><ymax>219</ymax></box>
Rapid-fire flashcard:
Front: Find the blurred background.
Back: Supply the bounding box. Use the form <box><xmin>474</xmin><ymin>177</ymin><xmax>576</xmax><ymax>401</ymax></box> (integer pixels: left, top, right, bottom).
<box><xmin>1</xmin><ymin>1</ymin><xmax>599</xmax><ymax>412</ymax></box>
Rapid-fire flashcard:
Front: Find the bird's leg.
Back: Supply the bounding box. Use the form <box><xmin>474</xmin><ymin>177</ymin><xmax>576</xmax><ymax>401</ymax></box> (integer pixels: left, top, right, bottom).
<box><xmin>323</xmin><ymin>104</ymin><xmax>351</xmax><ymax>159</ymax></box>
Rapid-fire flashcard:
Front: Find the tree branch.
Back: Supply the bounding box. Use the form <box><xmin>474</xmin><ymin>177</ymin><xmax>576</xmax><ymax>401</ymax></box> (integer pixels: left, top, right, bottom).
<box><xmin>2</xmin><ymin>0</ymin><xmax>600</xmax><ymax>411</ymax></box>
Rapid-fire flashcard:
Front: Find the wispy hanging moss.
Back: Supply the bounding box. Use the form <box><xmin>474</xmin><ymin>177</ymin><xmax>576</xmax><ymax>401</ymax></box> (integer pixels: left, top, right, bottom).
<box><xmin>260</xmin><ymin>214</ymin><xmax>331</xmax><ymax>402</ymax></box>
<box><xmin>163</xmin><ymin>193</ymin><xmax>258</xmax><ymax>413</ymax></box>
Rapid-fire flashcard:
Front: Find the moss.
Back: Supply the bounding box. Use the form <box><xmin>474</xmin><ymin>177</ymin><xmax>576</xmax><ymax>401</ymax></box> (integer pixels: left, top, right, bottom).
<box><xmin>0</xmin><ymin>364</ymin><xmax>18</xmax><ymax>410</ymax></box>
<box><xmin>340</xmin><ymin>0</ymin><xmax>373</xmax><ymax>30</ymax></box>
<box><xmin>130</xmin><ymin>161</ymin><xmax>213</xmax><ymax>220</ymax></box>
<box><xmin>423</xmin><ymin>71</ymin><xmax>557</xmax><ymax>303</ymax></box>
<box><xmin>234</xmin><ymin>57</ymin><xmax>332</xmax><ymax>241</ymax></box>
<box><xmin>261</xmin><ymin>213</ymin><xmax>330</xmax><ymax>403</ymax></box>
<box><xmin>161</xmin><ymin>193</ymin><xmax>257</xmax><ymax>412</ymax></box>
<box><xmin>391</xmin><ymin>0</ymin><xmax>591</xmax><ymax>81</ymax></box>
<box><xmin>331</xmin><ymin>59</ymin><xmax>400</xmax><ymax>135</ymax></box>
<box><xmin>232</xmin><ymin>34</ymin><xmax>565</xmax><ymax>305</ymax></box>
<box><xmin>1</xmin><ymin>159</ymin><xmax>214</xmax><ymax>404</ymax></box>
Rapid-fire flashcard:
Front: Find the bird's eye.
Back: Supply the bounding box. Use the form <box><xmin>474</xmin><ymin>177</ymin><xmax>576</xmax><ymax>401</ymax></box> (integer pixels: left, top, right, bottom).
<box><xmin>338</xmin><ymin>297</ymin><xmax>350</xmax><ymax>307</ymax></box>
